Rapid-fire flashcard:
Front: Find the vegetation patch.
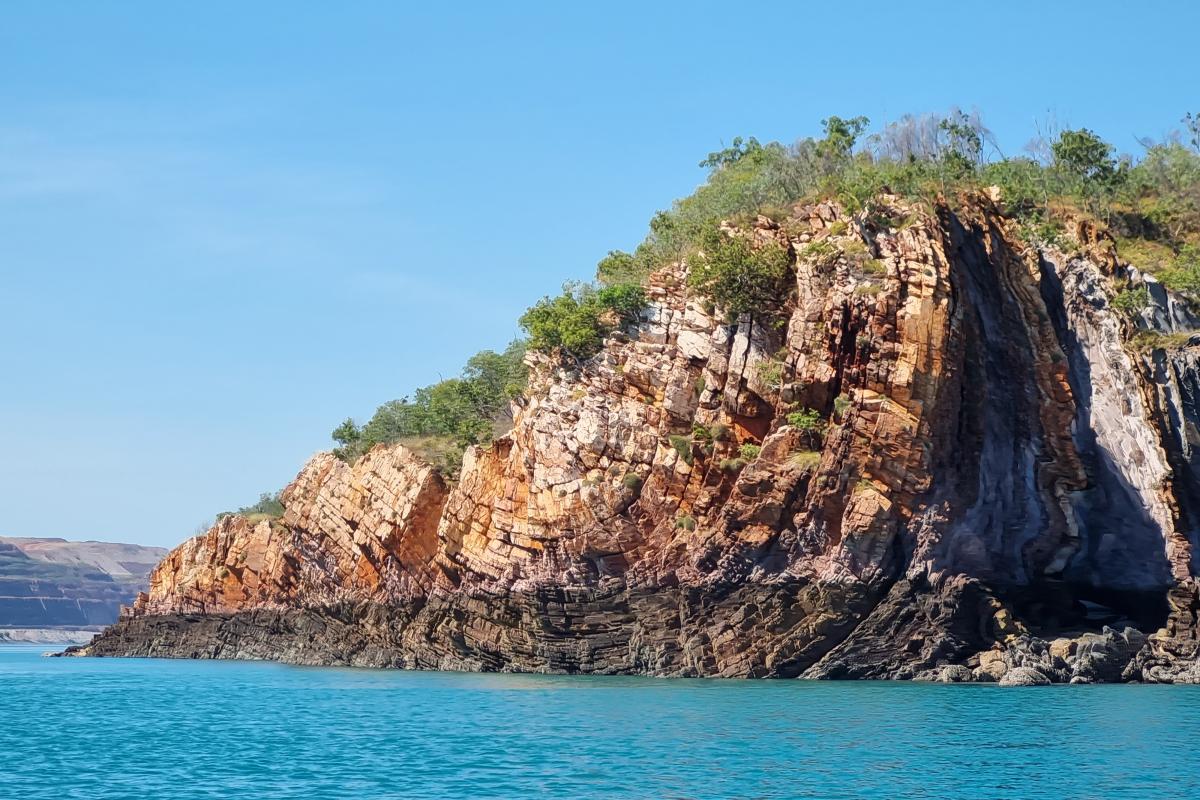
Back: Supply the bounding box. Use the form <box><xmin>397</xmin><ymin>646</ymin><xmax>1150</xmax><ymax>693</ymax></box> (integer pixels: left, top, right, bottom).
<box><xmin>800</xmin><ymin>239</ymin><xmax>840</xmax><ymax>268</ymax></box>
<box><xmin>1130</xmin><ymin>331</ymin><xmax>1196</xmax><ymax>351</ymax></box>
<box><xmin>332</xmin><ymin>341</ymin><xmax>528</xmax><ymax>475</ymax></box>
<box><xmin>754</xmin><ymin>356</ymin><xmax>786</xmax><ymax>394</ymax></box>
<box><xmin>787</xmin><ymin>408</ymin><xmax>825</xmax><ymax>432</ymax></box>
<box><xmin>218</xmin><ymin>492</ymin><xmax>284</xmax><ymax>522</ymax></box>
<box><xmin>833</xmin><ymin>394</ymin><xmax>852</xmax><ymax>418</ymax></box>
<box><xmin>669</xmin><ymin>434</ymin><xmax>694</xmax><ymax>465</ymax></box>
<box><xmin>326</xmin><ymin>109</ymin><xmax>1200</xmax><ymax>487</ymax></box>
<box><xmin>789</xmin><ymin>450</ymin><xmax>821</xmax><ymax>469</ymax></box>
<box><xmin>719</xmin><ymin>457</ymin><xmax>747</xmax><ymax>473</ymax></box>
<box><xmin>687</xmin><ymin>222</ymin><xmax>793</xmax><ymax>321</ymax></box>
<box><xmin>521</xmin><ymin>282</ymin><xmax>646</xmax><ymax>360</ymax></box>
<box><xmin>1111</xmin><ymin>286</ymin><xmax>1151</xmax><ymax>316</ymax></box>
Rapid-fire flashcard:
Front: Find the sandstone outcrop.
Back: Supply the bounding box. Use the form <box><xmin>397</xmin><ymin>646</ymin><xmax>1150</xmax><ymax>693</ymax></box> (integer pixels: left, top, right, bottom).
<box><xmin>66</xmin><ymin>194</ymin><xmax>1200</xmax><ymax>682</ymax></box>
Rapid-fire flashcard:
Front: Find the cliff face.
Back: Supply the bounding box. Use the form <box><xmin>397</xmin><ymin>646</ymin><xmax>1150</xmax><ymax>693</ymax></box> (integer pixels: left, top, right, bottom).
<box><xmin>70</xmin><ymin>194</ymin><xmax>1200</xmax><ymax>683</ymax></box>
<box><xmin>0</xmin><ymin>537</ymin><xmax>166</xmax><ymax>631</ymax></box>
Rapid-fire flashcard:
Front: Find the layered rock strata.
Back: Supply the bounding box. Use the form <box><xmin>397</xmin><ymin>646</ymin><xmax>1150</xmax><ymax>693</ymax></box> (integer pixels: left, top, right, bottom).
<box><xmin>69</xmin><ymin>194</ymin><xmax>1200</xmax><ymax>682</ymax></box>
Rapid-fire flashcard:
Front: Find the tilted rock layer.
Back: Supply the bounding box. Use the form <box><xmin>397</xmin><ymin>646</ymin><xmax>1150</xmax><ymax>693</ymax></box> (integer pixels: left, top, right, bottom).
<box><xmin>70</xmin><ymin>194</ymin><xmax>1200</xmax><ymax>682</ymax></box>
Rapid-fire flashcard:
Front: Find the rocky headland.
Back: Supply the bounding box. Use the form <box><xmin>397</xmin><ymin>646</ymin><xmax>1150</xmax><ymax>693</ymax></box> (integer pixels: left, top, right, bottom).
<box><xmin>65</xmin><ymin>191</ymin><xmax>1200</xmax><ymax>683</ymax></box>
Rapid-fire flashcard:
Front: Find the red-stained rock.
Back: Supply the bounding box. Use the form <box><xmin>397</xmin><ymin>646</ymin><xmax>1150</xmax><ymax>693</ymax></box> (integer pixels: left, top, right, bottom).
<box><xmin>70</xmin><ymin>194</ymin><xmax>1200</xmax><ymax>682</ymax></box>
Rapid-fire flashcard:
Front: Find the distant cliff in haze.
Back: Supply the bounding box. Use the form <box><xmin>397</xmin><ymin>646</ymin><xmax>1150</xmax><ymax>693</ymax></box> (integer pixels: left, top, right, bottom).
<box><xmin>0</xmin><ymin>536</ymin><xmax>166</xmax><ymax>638</ymax></box>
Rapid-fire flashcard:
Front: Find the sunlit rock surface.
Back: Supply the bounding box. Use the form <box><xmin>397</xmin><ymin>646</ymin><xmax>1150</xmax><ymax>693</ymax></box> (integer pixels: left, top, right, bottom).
<box><xmin>68</xmin><ymin>195</ymin><xmax>1200</xmax><ymax>682</ymax></box>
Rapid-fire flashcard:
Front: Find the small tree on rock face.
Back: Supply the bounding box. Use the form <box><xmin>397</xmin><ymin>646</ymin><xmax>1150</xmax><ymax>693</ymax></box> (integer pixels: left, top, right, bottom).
<box><xmin>688</xmin><ymin>222</ymin><xmax>793</xmax><ymax>322</ymax></box>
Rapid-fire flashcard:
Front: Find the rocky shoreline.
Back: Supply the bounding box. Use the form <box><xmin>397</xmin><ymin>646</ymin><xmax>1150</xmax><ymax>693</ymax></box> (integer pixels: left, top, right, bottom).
<box><xmin>66</xmin><ymin>195</ymin><xmax>1200</xmax><ymax>683</ymax></box>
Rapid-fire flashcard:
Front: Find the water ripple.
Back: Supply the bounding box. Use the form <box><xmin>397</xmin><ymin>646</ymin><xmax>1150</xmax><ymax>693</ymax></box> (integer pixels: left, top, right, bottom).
<box><xmin>1</xmin><ymin>645</ymin><xmax>1196</xmax><ymax>799</ymax></box>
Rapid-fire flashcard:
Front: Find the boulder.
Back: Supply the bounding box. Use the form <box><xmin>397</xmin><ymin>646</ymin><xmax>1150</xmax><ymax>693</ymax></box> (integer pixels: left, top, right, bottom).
<box><xmin>998</xmin><ymin>666</ymin><xmax>1051</xmax><ymax>686</ymax></box>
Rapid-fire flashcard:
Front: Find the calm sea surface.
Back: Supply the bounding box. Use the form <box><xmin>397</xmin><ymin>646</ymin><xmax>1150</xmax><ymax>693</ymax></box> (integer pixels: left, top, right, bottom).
<box><xmin>1</xmin><ymin>643</ymin><xmax>1197</xmax><ymax>799</ymax></box>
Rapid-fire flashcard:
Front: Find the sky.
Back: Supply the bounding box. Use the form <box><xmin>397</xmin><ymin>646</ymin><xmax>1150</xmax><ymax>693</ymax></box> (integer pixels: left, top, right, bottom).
<box><xmin>1</xmin><ymin>0</ymin><xmax>1197</xmax><ymax>548</ymax></box>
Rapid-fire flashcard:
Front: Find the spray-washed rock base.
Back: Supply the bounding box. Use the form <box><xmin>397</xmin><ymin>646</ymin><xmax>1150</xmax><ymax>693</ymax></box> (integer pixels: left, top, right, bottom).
<box><xmin>66</xmin><ymin>194</ymin><xmax>1200</xmax><ymax>683</ymax></box>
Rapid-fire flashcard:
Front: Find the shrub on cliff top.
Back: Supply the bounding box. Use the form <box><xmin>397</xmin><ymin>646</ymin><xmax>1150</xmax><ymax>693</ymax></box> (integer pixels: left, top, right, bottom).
<box><xmin>332</xmin><ymin>339</ymin><xmax>528</xmax><ymax>474</ymax></box>
<box><xmin>329</xmin><ymin>111</ymin><xmax>1200</xmax><ymax>486</ymax></box>
<box><xmin>520</xmin><ymin>282</ymin><xmax>646</xmax><ymax>360</ymax></box>
<box><xmin>217</xmin><ymin>491</ymin><xmax>284</xmax><ymax>522</ymax></box>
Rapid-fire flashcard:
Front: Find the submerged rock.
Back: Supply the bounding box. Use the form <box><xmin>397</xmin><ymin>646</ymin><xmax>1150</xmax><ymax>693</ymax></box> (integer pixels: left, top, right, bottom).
<box><xmin>999</xmin><ymin>667</ymin><xmax>1052</xmax><ymax>687</ymax></box>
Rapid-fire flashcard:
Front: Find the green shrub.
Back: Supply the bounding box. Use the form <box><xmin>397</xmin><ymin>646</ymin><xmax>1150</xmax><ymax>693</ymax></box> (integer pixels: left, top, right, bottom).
<box><xmin>596</xmin><ymin>250</ymin><xmax>646</xmax><ymax>286</ymax></box>
<box><xmin>1052</xmin><ymin>128</ymin><xmax>1121</xmax><ymax>192</ymax></box>
<box><xmin>1157</xmin><ymin>245</ymin><xmax>1200</xmax><ymax>295</ymax></box>
<box><xmin>688</xmin><ymin>222</ymin><xmax>793</xmax><ymax>320</ymax></box>
<box><xmin>1111</xmin><ymin>286</ymin><xmax>1150</xmax><ymax>315</ymax></box>
<box><xmin>669</xmin><ymin>434</ymin><xmax>694</xmax><ymax>465</ymax></box>
<box><xmin>982</xmin><ymin>158</ymin><xmax>1048</xmax><ymax>216</ymax></box>
<box><xmin>595</xmin><ymin>283</ymin><xmax>648</xmax><ymax>323</ymax></box>
<box><xmin>800</xmin><ymin>239</ymin><xmax>840</xmax><ymax>267</ymax></box>
<box><xmin>217</xmin><ymin>491</ymin><xmax>284</xmax><ymax>522</ymax></box>
<box><xmin>1017</xmin><ymin>214</ymin><xmax>1066</xmax><ymax>248</ymax></box>
<box><xmin>621</xmin><ymin>473</ymin><xmax>644</xmax><ymax>491</ymax></box>
<box><xmin>789</xmin><ymin>450</ymin><xmax>821</xmax><ymax>469</ymax></box>
<box><xmin>755</xmin><ymin>357</ymin><xmax>785</xmax><ymax>392</ymax></box>
<box><xmin>675</xmin><ymin>515</ymin><xmax>697</xmax><ymax>532</ymax></box>
<box><xmin>739</xmin><ymin>443</ymin><xmax>761</xmax><ymax>460</ymax></box>
<box><xmin>520</xmin><ymin>282</ymin><xmax>646</xmax><ymax>360</ymax></box>
<box><xmin>833</xmin><ymin>394</ymin><xmax>852</xmax><ymax>417</ymax></box>
<box><xmin>787</xmin><ymin>408</ymin><xmax>825</xmax><ymax>431</ymax></box>
<box><xmin>332</xmin><ymin>340</ymin><xmax>528</xmax><ymax>474</ymax></box>
<box><xmin>719</xmin><ymin>457</ymin><xmax>747</xmax><ymax>473</ymax></box>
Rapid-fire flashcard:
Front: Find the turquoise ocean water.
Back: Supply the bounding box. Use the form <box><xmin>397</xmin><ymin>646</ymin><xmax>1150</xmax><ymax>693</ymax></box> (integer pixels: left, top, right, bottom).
<box><xmin>1</xmin><ymin>643</ymin><xmax>1196</xmax><ymax>799</ymax></box>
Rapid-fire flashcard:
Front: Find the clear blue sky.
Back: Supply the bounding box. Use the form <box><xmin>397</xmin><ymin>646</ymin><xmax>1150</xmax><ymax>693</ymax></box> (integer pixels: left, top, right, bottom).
<box><xmin>1</xmin><ymin>1</ymin><xmax>1196</xmax><ymax>547</ymax></box>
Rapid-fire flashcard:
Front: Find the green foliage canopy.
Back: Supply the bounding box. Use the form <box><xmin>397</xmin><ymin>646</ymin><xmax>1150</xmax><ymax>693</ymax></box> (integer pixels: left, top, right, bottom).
<box><xmin>332</xmin><ymin>339</ymin><xmax>528</xmax><ymax>474</ymax></box>
<box><xmin>687</xmin><ymin>222</ymin><xmax>792</xmax><ymax>320</ymax></box>
<box><xmin>520</xmin><ymin>282</ymin><xmax>646</xmax><ymax>359</ymax></box>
